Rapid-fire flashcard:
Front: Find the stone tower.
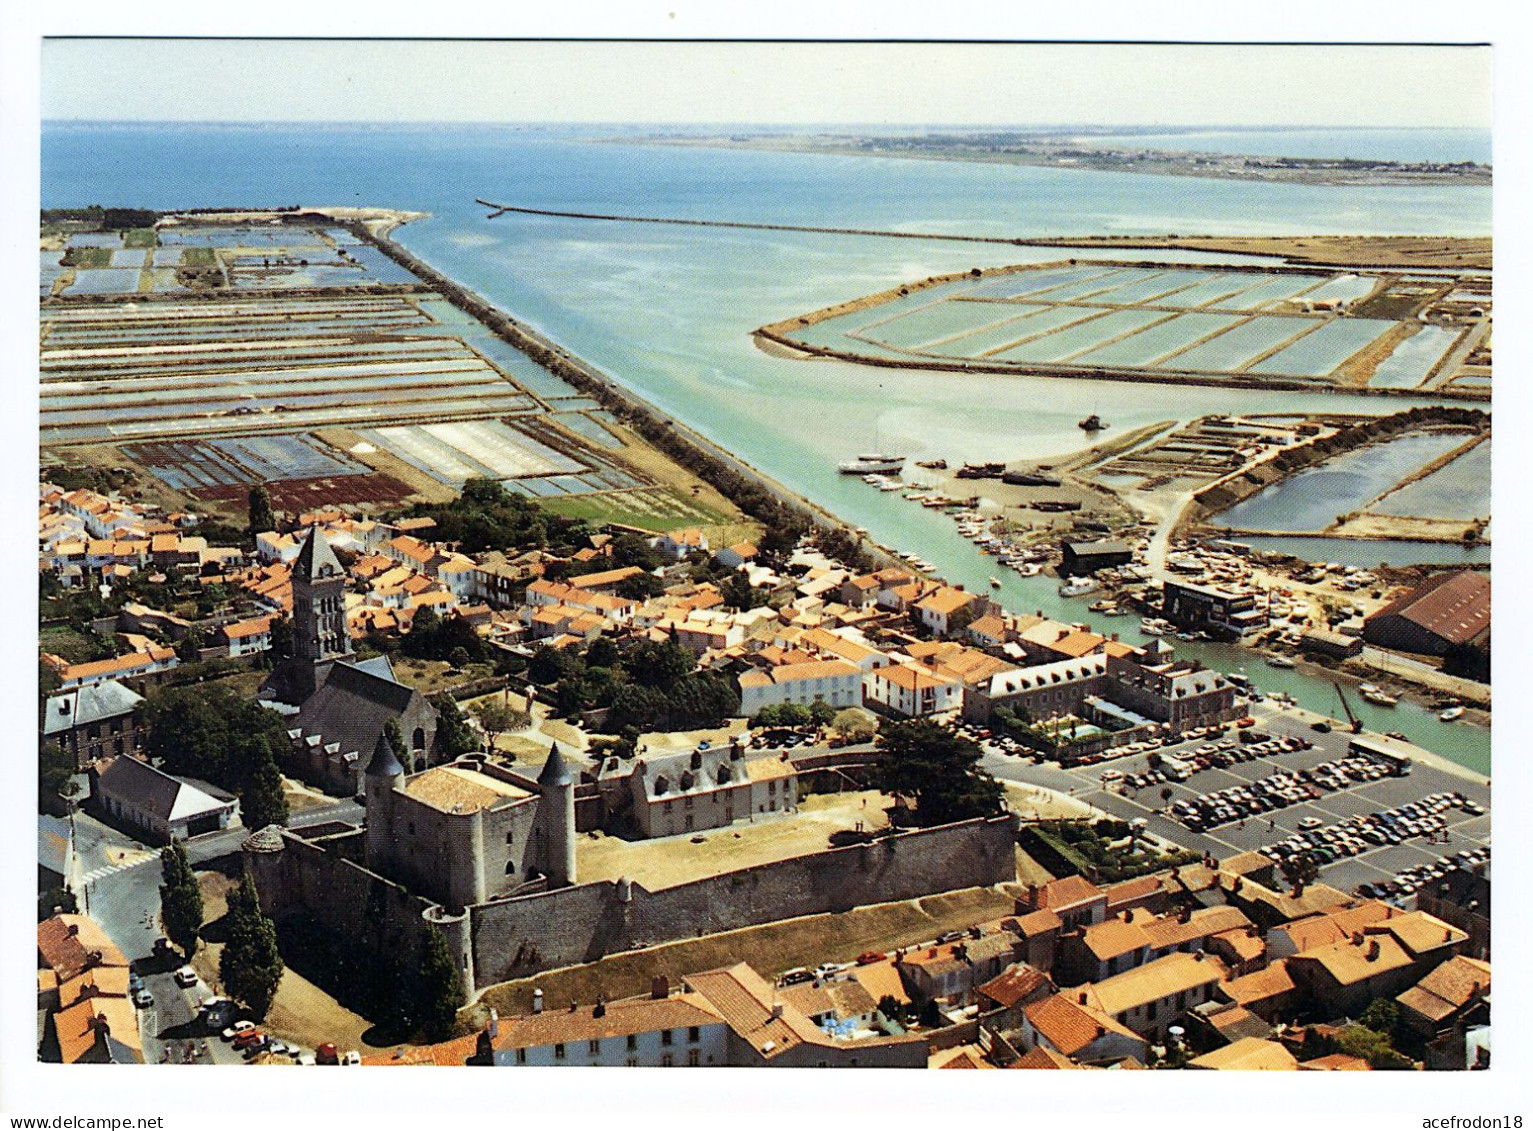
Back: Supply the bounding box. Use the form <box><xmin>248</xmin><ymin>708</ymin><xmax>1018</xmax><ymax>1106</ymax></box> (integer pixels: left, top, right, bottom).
<box><xmin>535</xmin><ymin>743</ymin><xmax>576</xmax><ymax>888</ymax></box>
<box><xmin>285</xmin><ymin>524</ymin><xmax>353</xmax><ymax>702</ymax></box>
<box><xmin>364</xmin><ymin>730</ymin><xmax>404</xmax><ymax>873</ymax></box>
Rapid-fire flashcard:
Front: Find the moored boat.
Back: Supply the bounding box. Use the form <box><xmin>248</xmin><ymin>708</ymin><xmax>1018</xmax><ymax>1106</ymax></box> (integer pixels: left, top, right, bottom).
<box><xmin>839</xmin><ymin>453</ymin><xmax>906</xmax><ymax>475</ymax></box>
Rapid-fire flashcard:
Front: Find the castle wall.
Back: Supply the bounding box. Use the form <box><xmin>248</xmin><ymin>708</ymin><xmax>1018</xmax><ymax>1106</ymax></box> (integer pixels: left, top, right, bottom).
<box><xmin>254</xmin><ymin>814</ymin><xmax>1018</xmax><ymax>997</ymax></box>
<box><xmin>468</xmin><ymin>815</ymin><xmax>1019</xmax><ymax>992</ymax></box>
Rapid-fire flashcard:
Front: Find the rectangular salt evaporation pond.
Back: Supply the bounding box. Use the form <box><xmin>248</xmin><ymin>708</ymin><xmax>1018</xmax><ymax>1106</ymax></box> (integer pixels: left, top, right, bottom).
<box><xmin>1209</xmin><ymin>274</ymin><xmax>1328</xmax><ymax>312</ymax></box>
<box><xmin>326</xmin><ymin>228</ymin><xmax>363</xmax><ymax>246</ymax></box>
<box><xmin>937</xmin><ymin>304</ymin><xmax>1089</xmax><ymax>358</ymax></box>
<box><xmin>1023</xmin><ymin>269</ymin><xmax>1141</xmax><ymax>303</ymax></box>
<box><xmin>1371</xmin><ymin>440</ymin><xmax>1490</xmax><ymax>519</ymax></box>
<box><xmin>109</xmin><ymin>249</ymin><xmax>151</xmax><ymax>269</ymax></box>
<box><xmin>961</xmin><ymin>265</ymin><xmax>1120</xmax><ymax>300</ymax></box>
<box><xmin>1157</xmin><ymin>316</ymin><xmax>1317</xmax><ymax>373</ymax></box>
<box><xmin>152</xmin><ymin>246</ymin><xmax>186</xmax><ymax>267</ymax></box>
<box><xmin>1216</xmin><ymin>432</ymin><xmax>1469</xmax><ymax>532</ymax></box>
<box><xmin>66</xmin><ymin>269</ymin><xmax>141</xmax><ymax>295</ymax></box>
<box><xmin>1153</xmin><ymin>272</ymin><xmax>1271</xmax><ymax>310</ymax></box>
<box><xmin>1086</xmin><ymin>269</ymin><xmax>1217</xmax><ymax>306</ymax></box>
<box><xmin>1301</xmin><ymin>274</ymin><xmax>1380</xmax><ymax>305</ymax></box>
<box><xmin>209</xmin><ymin>434</ymin><xmax>366</xmax><ymax>482</ymax></box>
<box><xmin>859</xmin><ymin>301</ymin><xmax>1022</xmax><ymax>350</ymax></box>
<box><xmin>553</xmin><ymin>413</ymin><xmax>623</xmax><ymax>449</ymax></box>
<box><xmin>1368</xmin><ymin>326</ymin><xmax>1463</xmax><ymax>389</ymax></box>
<box><xmin>993</xmin><ymin>308</ymin><xmax>1170</xmax><ymax>364</ymax></box>
<box><xmin>1248</xmin><ymin>318</ymin><xmax>1395</xmax><ymax>377</ymax></box>
<box><xmin>1070</xmin><ymin>312</ymin><xmax>1245</xmax><ymax>367</ymax></box>
<box><xmin>67</xmin><ymin>233</ymin><xmax>123</xmax><ymax>249</ymax></box>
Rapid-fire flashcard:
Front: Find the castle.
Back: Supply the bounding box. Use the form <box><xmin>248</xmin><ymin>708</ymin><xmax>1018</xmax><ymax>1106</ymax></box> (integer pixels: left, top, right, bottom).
<box><xmin>261</xmin><ymin>525</ymin><xmax>440</xmax><ymax>793</ymax></box>
<box><xmin>364</xmin><ymin>736</ymin><xmax>577</xmax><ymax>911</ymax></box>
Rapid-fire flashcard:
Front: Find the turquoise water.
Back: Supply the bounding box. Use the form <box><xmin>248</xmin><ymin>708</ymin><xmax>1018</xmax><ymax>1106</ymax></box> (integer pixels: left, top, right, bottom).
<box><xmin>1232</xmin><ymin>535</ymin><xmax>1490</xmax><ymax>568</ymax></box>
<box><xmin>39</xmin><ymin>122</ymin><xmax>1491</xmax><ymax>770</ymax></box>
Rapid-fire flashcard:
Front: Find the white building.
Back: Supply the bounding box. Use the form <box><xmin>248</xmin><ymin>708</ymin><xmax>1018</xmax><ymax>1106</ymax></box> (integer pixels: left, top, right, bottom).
<box><xmin>865</xmin><ymin>662</ymin><xmax>962</xmax><ymax>717</ymax></box>
<box><xmin>479</xmin><ymin>991</ymin><xmax>730</xmax><ymax>1067</ymax></box>
<box><xmin>737</xmin><ymin>658</ymin><xmax>863</xmax><ymax>717</ymax></box>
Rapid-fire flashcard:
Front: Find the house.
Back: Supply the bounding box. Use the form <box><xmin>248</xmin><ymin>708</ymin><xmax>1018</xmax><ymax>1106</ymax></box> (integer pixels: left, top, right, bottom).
<box><xmin>965</xmin><ymin>655</ymin><xmax>1108</xmax><ymax>724</ymax></box>
<box><xmin>913</xmin><ymin>586</ymin><xmax>985</xmax><ymax>636</ymax></box>
<box><xmin>1187</xmin><ymin>1036</ymin><xmax>1297</xmax><ymax>1071</ymax></box>
<box><xmin>713</xmin><ymin>542</ymin><xmax>759</xmax><ymax>570</ymax></box>
<box><xmin>1395</xmin><ymin>956</ymin><xmax>1490</xmax><ymax>1039</ymax></box>
<box><xmin>1218</xmin><ymin>959</ymin><xmax>1301</xmax><ymax>1023</ymax></box>
<box><xmin>89</xmin><ymin>756</ymin><xmax>239</xmax><ymax>843</ymax></box>
<box><xmin>865</xmin><ymin>662</ymin><xmax>962</xmax><ymax>718</ymax></box>
<box><xmin>625</xmin><ymin>743</ymin><xmax>798</xmax><ymax>838</ymax></box>
<box><xmin>1019</xmin><ymin>876</ymin><xmax>1109</xmax><ymax>932</ymax></box>
<box><xmin>222</xmin><ymin>615</ymin><xmax>275</xmax><ymax>658</ymax></box>
<box><xmin>737</xmin><ymin>658</ymin><xmax>863</xmax><ymax>717</ymax></box>
<box><xmin>974</xmin><ymin>962</ymin><xmax>1053</xmax><ymax>1028</ymax></box>
<box><xmin>49</xmin><ymin>646</ymin><xmax>178</xmax><ymax>691</ymax></box>
<box><xmin>468</xmin><ymin>989</ymin><xmax>730</xmax><ymax>1067</ymax></box>
<box><xmin>1018</xmin><ymin>992</ymin><xmax>1147</xmax><ymax>1065</ymax></box>
<box><xmin>682</xmin><ymin>963</ymin><xmax>926</xmax><ymax>1067</ymax></box>
<box><xmin>1363</xmin><ymin>570</ymin><xmax>1490</xmax><ymax>657</ymax></box>
<box><xmin>652</xmin><ymin>529</ymin><xmax>709</xmax><ymax>561</ymax></box>
<box><xmin>41</xmin><ymin>679</ymin><xmax>145</xmax><ymax>768</ymax></box>
<box><xmin>1286</xmin><ymin>912</ymin><xmax>1468</xmax><ymax>1017</ymax></box>
<box><xmin>1079</xmin><ymin>951</ymin><xmax>1228</xmax><ymax>1040</ymax></box>
<box><xmin>37</xmin><ymin>914</ymin><xmax>139</xmax><ymax>1064</ymax></box>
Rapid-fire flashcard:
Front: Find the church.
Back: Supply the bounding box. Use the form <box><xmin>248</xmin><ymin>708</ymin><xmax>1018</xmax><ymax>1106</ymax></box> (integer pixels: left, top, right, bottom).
<box><xmin>261</xmin><ymin>525</ymin><xmax>441</xmax><ymax>795</ymax></box>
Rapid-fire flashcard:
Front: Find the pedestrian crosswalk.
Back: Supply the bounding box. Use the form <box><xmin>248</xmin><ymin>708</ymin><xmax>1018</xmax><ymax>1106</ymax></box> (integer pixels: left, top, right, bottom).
<box><xmin>79</xmin><ymin>854</ymin><xmax>155</xmax><ymax>887</ymax></box>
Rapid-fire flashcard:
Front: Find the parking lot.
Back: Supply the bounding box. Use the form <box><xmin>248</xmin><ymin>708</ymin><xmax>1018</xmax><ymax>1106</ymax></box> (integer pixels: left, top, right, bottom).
<box><xmin>977</xmin><ymin>701</ymin><xmax>1491</xmax><ymax>900</ymax></box>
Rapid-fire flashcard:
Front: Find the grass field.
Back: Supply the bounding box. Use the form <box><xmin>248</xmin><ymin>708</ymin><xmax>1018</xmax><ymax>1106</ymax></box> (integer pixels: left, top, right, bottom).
<box><xmin>39</xmin><ymin>625</ymin><xmax>111</xmax><ymax>665</ymax></box>
<box><xmin>182</xmin><ymin>246</ymin><xmax>219</xmax><ymax>268</ymax></box>
<box><xmin>538</xmin><ymin>486</ymin><xmax>735</xmax><ymax>533</ymax></box>
<box><xmin>470</xmin><ymin>882</ymin><xmax>1021</xmax><ymax>1020</ymax></box>
<box><xmin>65</xmin><ymin>247</ymin><xmax>112</xmax><ymax>269</ymax></box>
<box><xmin>123</xmin><ymin>228</ymin><xmax>159</xmax><ymax>249</ymax></box>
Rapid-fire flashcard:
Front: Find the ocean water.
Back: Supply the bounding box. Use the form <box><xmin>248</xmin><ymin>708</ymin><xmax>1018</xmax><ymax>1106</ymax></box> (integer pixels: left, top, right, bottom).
<box><xmin>40</xmin><ymin>122</ymin><xmax>1492</xmax><ymax>770</ymax></box>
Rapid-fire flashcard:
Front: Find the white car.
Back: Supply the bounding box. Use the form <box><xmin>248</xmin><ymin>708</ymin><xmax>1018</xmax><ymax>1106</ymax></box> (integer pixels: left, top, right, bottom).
<box><xmin>133</xmin><ymin>989</ymin><xmax>153</xmax><ymax>1009</ymax></box>
<box><xmin>174</xmin><ymin>966</ymin><xmax>198</xmax><ymax>988</ymax></box>
<box><xmin>222</xmin><ymin>1020</ymin><xmax>256</xmax><ymax>1041</ymax></box>
<box><xmin>1298</xmin><ymin>817</ymin><xmax>1324</xmax><ymax>829</ymax></box>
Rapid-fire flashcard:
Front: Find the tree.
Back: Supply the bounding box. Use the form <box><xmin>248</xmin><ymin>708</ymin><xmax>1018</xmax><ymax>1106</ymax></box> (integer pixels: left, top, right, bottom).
<box><xmin>873</xmin><ymin>720</ymin><xmax>1004</xmax><ymax>828</ymax></box>
<box><xmin>247</xmin><ymin>485</ymin><xmax>275</xmax><ymax>536</ymax></box>
<box><xmin>471</xmin><ymin>699</ymin><xmax>528</xmax><ymax>751</ymax></box>
<box><xmin>1334</xmin><ymin>1023</ymin><xmax>1413</xmax><ymax>1070</ymax></box>
<box><xmin>1279</xmin><ymin>852</ymin><xmax>1320</xmax><ymax>898</ymax></box>
<box><xmin>143</xmin><ymin>683</ymin><xmax>292</xmax><ymax>792</ymax></box>
<box><xmin>808</xmin><ymin>700</ymin><xmax>838</xmax><ymax>727</ymax></box>
<box><xmin>175</xmin><ymin>628</ymin><xmax>206</xmax><ymax>665</ymax></box>
<box><xmin>1160</xmin><ymin>786</ymin><xmax>1174</xmax><ymax>810</ymax></box>
<box><xmin>39</xmin><ymin>886</ymin><xmax>78</xmax><ymax>922</ymax></box>
<box><xmin>219</xmin><ymin>873</ymin><xmax>284</xmax><ymax>1021</ymax></box>
<box><xmin>240</xmin><ymin>738</ymin><xmax>290</xmax><ymax>831</ymax></box>
<box><xmin>432</xmin><ymin>694</ymin><xmax>479</xmax><ymax>759</ymax></box>
<box><xmin>753</xmin><ymin>703</ymin><xmax>811</xmax><ymax>728</ymax></box>
<box><xmin>268</xmin><ymin>617</ymin><xmax>294</xmax><ymax>665</ymax></box>
<box><xmin>585</xmin><ymin>637</ymin><xmax>619</xmax><ymax>669</ymax></box>
<box><xmin>1359</xmin><ymin>998</ymin><xmax>1403</xmax><ymax>1043</ymax></box>
<box><xmin>39</xmin><ymin>740</ymin><xmax>78</xmax><ymax>816</ymax></box>
<box><xmin>158</xmin><ymin>841</ymin><xmax>203</xmax><ymax>957</ymax></box>
<box><xmin>415</xmin><ymin>924</ymin><xmax>466</xmax><ymax>1042</ymax></box>
<box><xmin>832</xmin><ymin>708</ymin><xmax>877</xmax><ymax>743</ymax></box>
<box><xmin>626</xmin><ymin>639</ymin><xmax>695</xmax><ymax>690</ymax></box>
<box><xmin>382</xmin><ymin>718</ymin><xmax>411</xmax><ymax>773</ymax></box>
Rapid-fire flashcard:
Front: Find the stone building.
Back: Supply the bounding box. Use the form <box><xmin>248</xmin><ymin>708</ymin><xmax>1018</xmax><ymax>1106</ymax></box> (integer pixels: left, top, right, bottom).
<box><xmin>41</xmin><ymin>679</ymin><xmax>144</xmax><ymax>768</ymax></box>
<box><xmin>262</xmin><ymin>526</ymin><xmax>439</xmax><ymax>793</ymax></box>
<box><xmin>363</xmin><ymin>738</ymin><xmax>577</xmax><ymax>912</ymax></box>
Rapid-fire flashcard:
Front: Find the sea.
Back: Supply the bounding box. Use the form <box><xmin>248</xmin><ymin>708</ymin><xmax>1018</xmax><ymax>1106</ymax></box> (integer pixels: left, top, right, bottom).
<box><xmin>40</xmin><ymin>122</ymin><xmax>1493</xmax><ymax>773</ymax></box>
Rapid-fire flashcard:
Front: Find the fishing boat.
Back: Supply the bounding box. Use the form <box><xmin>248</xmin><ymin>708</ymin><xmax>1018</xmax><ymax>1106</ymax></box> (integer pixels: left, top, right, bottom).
<box><xmin>1059</xmin><ymin>578</ymin><xmax>1100</xmax><ymax>598</ymax></box>
<box><xmin>1016</xmin><ymin>563</ymin><xmax>1043</xmax><ymax>577</ymax></box>
<box><xmin>1265</xmin><ymin>655</ymin><xmax>1297</xmax><ymax>669</ymax></box>
<box><xmin>839</xmin><ymin>453</ymin><xmax>906</xmax><ymax>475</ymax></box>
<box><xmin>1439</xmin><ymin>706</ymin><xmax>1465</xmax><ymax>721</ymax></box>
<box><xmin>989</xmin><ymin>576</ymin><xmax>1002</xmax><ymax>588</ymax></box>
<box><xmin>1360</xmin><ymin>688</ymin><xmax>1398</xmax><ymax>707</ymax></box>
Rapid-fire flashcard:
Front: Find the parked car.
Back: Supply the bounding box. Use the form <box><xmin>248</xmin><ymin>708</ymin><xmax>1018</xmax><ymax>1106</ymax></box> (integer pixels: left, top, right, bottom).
<box><xmin>222</xmin><ymin>1020</ymin><xmax>256</xmax><ymax>1041</ymax></box>
<box><xmin>133</xmin><ymin>989</ymin><xmax>153</xmax><ymax>1009</ymax></box>
<box><xmin>174</xmin><ymin>966</ymin><xmax>198</xmax><ymax>988</ymax></box>
<box><xmin>856</xmin><ymin>951</ymin><xmax>887</xmax><ymax>966</ymax></box>
<box><xmin>778</xmin><ymin>968</ymin><xmax>814</xmax><ymax>987</ymax></box>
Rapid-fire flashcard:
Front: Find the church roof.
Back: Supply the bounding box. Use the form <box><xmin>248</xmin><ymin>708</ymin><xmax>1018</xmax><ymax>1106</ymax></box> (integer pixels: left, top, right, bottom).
<box><xmin>293</xmin><ymin>524</ymin><xmax>344</xmax><ymax>582</ymax></box>
<box><xmin>293</xmin><ymin>660</ymin><xmax>428</xmax><ymax>772</ymax></box>
<box><xmin>537</xmin><ymin>743</ymin><xmax>574</xmax><ymax>787</ymax></box>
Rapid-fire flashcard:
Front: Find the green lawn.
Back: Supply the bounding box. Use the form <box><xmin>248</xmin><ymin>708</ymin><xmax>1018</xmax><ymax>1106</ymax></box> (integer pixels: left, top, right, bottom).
<box><xmin>183</xmin><ymin>246</ymin><xmax>218</xmax><ymax>268</ymax></box>
<box><xmin>122</xmin><ymin>228</ymin><xmax>159</xmax><ymax>249</ymax></box>
<box><xmin>39</xmin><ymin>626</ymin><xmax>112</xmax><ymax>665</ymax></box>
<box><xmin>538</xmin><ymin>487</ymin><xmax>733</xmax><ymax>534</ymax></box>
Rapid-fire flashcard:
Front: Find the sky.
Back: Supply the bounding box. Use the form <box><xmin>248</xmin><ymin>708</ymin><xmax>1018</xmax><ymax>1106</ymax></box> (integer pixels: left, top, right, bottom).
<box><xmin>41</xmin><ymin>40</ymin><xmax>1492</xmax><ymax>128</ymax></box>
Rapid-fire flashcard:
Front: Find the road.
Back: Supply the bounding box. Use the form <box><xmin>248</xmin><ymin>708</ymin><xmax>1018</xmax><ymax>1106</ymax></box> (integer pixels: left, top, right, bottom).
<box><xmin>982</xmin><ymin>700</ymin><xmax>1490</xmax><ymax>896</ymax></box>
<box><xmin>56</xmin><ymin>793</ymin><xmax>365</xmax><ymax>1064</ymax></box>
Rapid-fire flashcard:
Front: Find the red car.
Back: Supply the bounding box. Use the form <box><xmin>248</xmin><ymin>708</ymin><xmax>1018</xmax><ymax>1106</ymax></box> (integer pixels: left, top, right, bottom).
<box><xmin>856</xmin><ymin>951</ymin><xmax>887</xmax><ymax>966</ymax></box>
